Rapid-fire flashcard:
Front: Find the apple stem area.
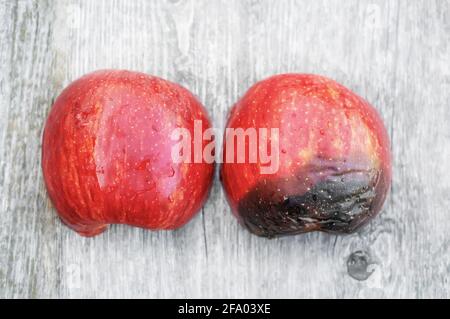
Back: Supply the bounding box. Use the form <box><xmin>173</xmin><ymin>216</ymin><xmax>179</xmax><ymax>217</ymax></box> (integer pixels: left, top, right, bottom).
<box><xmin>0</xmin><ymin>0</ymin><xmax>449</xmax><ymax>298</ymax></box>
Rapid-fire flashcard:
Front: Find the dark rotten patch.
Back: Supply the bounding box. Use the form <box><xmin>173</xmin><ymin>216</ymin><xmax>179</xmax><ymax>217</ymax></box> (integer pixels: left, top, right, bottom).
<box><xmin>237</xmin><ymin>166</ymin><xmax>385</xmax><ymax>238</ymax></box>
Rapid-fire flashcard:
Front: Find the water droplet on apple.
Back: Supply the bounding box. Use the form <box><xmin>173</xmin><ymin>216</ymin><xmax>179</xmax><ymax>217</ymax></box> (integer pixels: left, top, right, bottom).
<box><xmin>168</xmin><ymin>167</ymin><xmax>175</xmax><ymax>177</ymax></box>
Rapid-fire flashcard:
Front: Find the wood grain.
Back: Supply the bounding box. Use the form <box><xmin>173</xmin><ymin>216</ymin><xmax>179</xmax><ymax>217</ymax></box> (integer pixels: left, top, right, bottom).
<box><xmin>0</xmin><ymin>0</ymin><xmax>449</xmax><ymax>298</ymax></box>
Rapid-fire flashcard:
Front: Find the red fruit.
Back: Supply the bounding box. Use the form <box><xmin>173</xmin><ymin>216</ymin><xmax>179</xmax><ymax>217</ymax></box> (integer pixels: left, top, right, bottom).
<box><xmin>42</xmin><ymin>70</ymin><xmax>214</xmax><ymax>237</ymax></box>
<box><xmin>221</xmin><ymin>74</ymin><xmax>392</xmax><ymax>237</ymax></box>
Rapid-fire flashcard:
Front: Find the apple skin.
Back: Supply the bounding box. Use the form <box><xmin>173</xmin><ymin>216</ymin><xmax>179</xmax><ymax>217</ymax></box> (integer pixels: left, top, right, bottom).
<box><xmin>221</xmin><ymin>74</ymin><xmax>392</xmax><ymax>238</ymax></box>
<box><xmin>42</xmin><ymin>70</ymin><xmax>214</xmax><ymax>237</ymax></box>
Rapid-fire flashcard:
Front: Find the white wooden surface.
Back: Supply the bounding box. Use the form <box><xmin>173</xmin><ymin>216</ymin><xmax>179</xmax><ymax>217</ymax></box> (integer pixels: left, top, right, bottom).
<box><xmin>0</xmin><ymin>0</ymin><xmax>449</xmax><ymax>298</ymax></box>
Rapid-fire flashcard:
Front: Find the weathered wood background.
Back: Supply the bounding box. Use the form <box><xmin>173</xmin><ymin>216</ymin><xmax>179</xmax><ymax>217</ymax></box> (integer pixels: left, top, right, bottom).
<box><xmin>0</xmin><ymin>0</ymin><xmax>449</xmax><ymax>298</ymax></box>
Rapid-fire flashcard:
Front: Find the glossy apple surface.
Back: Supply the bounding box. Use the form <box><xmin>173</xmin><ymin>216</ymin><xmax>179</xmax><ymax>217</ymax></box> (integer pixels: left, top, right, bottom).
<box><xmin>42</xmin><ymin>70</ymin><xmax>214</xmax><ymax>237</ymax></box>
<box><xmin>221</xmin><ymin>74</ymin><xmax>392</xmax><ymax>237</ymax></box>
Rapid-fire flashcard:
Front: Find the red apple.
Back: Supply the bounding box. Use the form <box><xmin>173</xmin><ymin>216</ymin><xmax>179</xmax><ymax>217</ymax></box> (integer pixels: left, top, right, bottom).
<box><xmin>221</xmin><ymin>74</ymin><xmax>392</xmax><ymax>237</ymax></box>
<box><xmin>42</xmin><ymin>70</ymin><xmax>214</xmax><ymax>237</ymax></box>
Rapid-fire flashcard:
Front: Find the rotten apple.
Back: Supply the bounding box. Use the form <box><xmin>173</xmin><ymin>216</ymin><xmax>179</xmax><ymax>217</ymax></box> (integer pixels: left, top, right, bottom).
<box><xmin>221</xmin><ymin>74</ymin><xmax>391</xmax><ymax>237</ymax></box>
<box><xmin>42</xmin><ymin>70</ymin><xmax>214</xmax><ymax>237</ymax></box>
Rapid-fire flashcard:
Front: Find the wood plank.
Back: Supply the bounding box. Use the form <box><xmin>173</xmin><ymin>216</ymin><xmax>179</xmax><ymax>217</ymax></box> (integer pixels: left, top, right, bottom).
<box><xmin>0</xmin><ymin>0</ymin><xmax>60</xmax><ymax>298</ymax></box>
<box><xmin>0</xmin><ymin>0</ymin><xmax>448</xmax><ymax>298</ymax></box>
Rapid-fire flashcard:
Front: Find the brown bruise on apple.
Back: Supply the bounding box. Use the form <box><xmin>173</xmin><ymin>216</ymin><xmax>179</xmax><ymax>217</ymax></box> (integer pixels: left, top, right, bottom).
<box><xmin>237</xmin><ymin>158</ymin><xmax>389</xmax><ymax>237</ymax></box>
<box><xmin>221</xmin><ymin>74</ymin><xmax>392</xmax><ymax>237</ymax></box>
<box><xmin>42</xmin><ymin>70</ymin><xmax>214</xmax><ymax>236</ymax></box>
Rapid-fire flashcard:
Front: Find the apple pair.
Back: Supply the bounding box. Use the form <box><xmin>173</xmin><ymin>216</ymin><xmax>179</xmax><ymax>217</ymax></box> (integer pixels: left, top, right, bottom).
<box><xmin>42</xmin><ymin>70</ymin><xmax>391</xmax><ymax>238</ymax></box>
